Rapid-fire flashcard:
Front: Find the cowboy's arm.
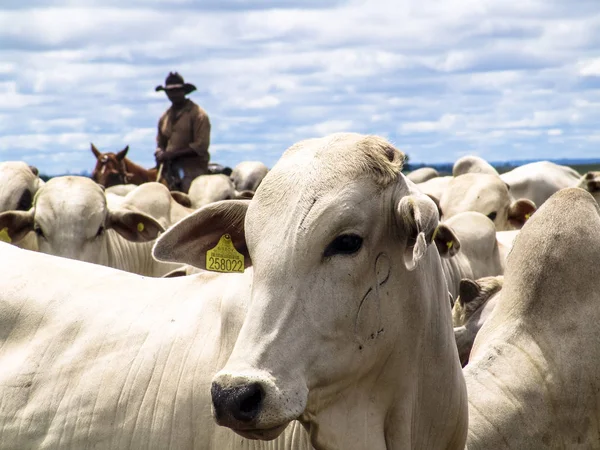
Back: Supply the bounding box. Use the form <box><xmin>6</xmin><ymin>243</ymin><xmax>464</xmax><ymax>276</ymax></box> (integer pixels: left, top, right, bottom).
<box><xmin>155</xmin><ymin>114</ymin><xmax>168</xmax><ymax>159</ymax></box>
<box><xmin>188</xmin><ymin>108</ymin><xmax>211</xmax><ymax>157</ymax></box>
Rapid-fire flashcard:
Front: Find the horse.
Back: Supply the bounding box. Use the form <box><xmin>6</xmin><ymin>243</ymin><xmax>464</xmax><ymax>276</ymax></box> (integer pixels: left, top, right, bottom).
<box><xmin>90</xmin><ymin>143</ymin><xmax>167</xmax><ymax>188</ymax></box>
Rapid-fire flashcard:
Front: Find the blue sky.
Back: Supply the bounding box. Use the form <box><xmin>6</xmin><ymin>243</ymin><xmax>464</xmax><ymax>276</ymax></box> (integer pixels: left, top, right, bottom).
<box><xmin>1</xmin><ymin>0</ymin><xmax>599</xmax><ymax>175</ymax></box>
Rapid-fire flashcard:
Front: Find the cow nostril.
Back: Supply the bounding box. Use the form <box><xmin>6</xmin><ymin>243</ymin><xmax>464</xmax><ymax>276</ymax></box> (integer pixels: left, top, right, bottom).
<box><xmin>238</xmin><ymin>382</ymin><xmax>263</xmax><ymax>414</ymax></box>
<box><xmin>233</xmin><ymin>382</ymin><xmax>263</xmax><ymax>422</ymax></box>
<box><xmin>211</xmin><ymin>381</ymin><xmax>264</xmax><ymax>424</ymax></box>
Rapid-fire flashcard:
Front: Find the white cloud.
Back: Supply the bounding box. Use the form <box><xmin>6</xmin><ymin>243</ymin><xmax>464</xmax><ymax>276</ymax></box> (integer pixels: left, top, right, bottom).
<box><xmin>578</xmin><ymin>58</ymin><xmax>600</xmax><ymax>76</ymax></box>
<box><xmin>0</xmin><ymin>0</ymin><xmax>599</xmax><ymax>174</ymax></box>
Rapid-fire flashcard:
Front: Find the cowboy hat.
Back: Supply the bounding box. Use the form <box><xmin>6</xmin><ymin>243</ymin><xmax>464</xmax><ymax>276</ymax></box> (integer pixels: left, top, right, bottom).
<box><xmin>155</xmin><ymin>72</ymin><xmax>197</xmax><ymax>94</ymax></box>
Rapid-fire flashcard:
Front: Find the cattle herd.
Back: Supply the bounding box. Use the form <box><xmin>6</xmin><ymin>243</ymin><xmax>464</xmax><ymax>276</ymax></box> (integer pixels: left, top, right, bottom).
<box><xmin>0</xmin><ymin>133</ymin><xmax>599</xmax><ymax>449</ymax></box>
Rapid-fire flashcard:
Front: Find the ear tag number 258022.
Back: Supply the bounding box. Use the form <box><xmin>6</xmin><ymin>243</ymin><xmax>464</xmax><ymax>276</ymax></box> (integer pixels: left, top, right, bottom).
<box><xmin>206</xmin><ymin>234</ymin><xmax>244</xmax><ymax>273</ymax></box>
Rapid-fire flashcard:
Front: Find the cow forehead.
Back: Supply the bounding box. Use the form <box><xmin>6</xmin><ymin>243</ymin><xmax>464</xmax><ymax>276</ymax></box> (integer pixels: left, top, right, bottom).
<box><xmin>246</xmin><ymin>134</ymin><xmax>401</xmax><ymax>241</ymax></box>
<box><xmin>35</xmin><ymin>177</ymin><xmax>107</xmax><ymax>218</ymax></box>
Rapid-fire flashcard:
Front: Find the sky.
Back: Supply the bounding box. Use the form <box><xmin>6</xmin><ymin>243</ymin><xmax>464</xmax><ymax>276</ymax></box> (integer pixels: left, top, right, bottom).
<box><xmin>1</xmin><ymin>0</ymin><xmax>599</xmax><ymax>175</ymax></box>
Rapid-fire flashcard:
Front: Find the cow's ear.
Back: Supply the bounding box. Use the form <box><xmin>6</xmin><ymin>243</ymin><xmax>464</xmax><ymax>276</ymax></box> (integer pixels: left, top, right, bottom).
<box><xmin>508</xmin><ymin>199</ymin><xmax>536</xmax><ymax>229</ymax></box>
<box><xmin>396</xmin><ymin>193</ymin><xmax>439</xmax><ymax>271</ymax></box>
<box><xmin>0</xmin><ymin>210</ymin><xmax>35</xmax><ymax>243</ymax></box>
<box><xmin>458</xmin><ymin>279</ymin><xmax>481</xmax><ymax>307</ymax></box>
<box><xmin>91</xmin><ymin>143</ymin><xmax>101</xmax><ymax>159</ymax></box>
<box><xmin>153</xmin><ymin>199</ymin><xmax>250</xmax><ymax>270</ymax></box>
<box><xmin>107</xmin><ymin>209</ymin><xmax>164</xmax><ymax>242</ymax></box>
<box><xmin>432</xmin><ymin>223</ymin><xmax>460</xmax><ymax>258</ymax></box>
<box><xmin>235</xmin><ymin>190</ymin><xmax>255</xmax><ymax>200</ymax></box>
<box><xmin>116</xmin><ymin>146</ymin><xmax>129</xmax><ymax>161</ymax></box>
<box><xmin>170</xmin><ymin>191</ymin><xmax>192</xmax><ymax>208</ymax></box>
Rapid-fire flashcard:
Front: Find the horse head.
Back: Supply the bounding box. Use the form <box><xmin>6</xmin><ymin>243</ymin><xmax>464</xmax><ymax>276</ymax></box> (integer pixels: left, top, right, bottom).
<box><xmin>90</xmin><ymin>144</ymin><xmax>134</xmax><ymax>187</ymax></box>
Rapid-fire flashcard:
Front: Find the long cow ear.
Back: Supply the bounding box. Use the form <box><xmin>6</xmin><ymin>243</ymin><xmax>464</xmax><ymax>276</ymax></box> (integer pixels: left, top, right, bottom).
<box><xmin>107</xmin><ymin>209</ymin><xmax>164</xmax><ymax>242</ymax></box>
<box><xmin>91</xmin><ymin>143</ymin><xmax>101</xmax><ymax>159</ymax></box>
<box><xmin>396</xmin><ymin>191</ymin><xmax>440</xmax><ymax>271</ymax></box>
<box><xmin>0</xmin><ymin>210</ymin><xmax>35</xmax><ymax>243</ymax></box>
<box><xmin>153</xmin><ymin>199</ymin><xmax>250</xmax><ymax>270</ymax></box>
<box><xmin>508</xmin><ymin>199</ymin><xmax>536</xmax><ymax>229</ymax></box>
<box><xmin>432</xmin><ymin>223</ymin><xmax>461</xmax><ymax>258</ymax></box>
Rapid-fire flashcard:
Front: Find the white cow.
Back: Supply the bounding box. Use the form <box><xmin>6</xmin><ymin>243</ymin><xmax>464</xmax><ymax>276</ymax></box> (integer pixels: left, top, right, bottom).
<box><xmin>106</xmin><ymin>183</ymin><xmax>193</xmax><ymax>208</ymax></box>
<box><xmin>465</xmin><ymin>187</ymin><xmax>600</xmax><ymax>448</ymax></box>
<box><xmin>452</xmin><ymin>155</ymin><xmax>499</xmax><ymax>177</ymax></box>
<box><xmin>439</xmin><ymin>173</ymin><xmax>536</xmax><ymax>231</ymax></box>
<box><xmin>189</xmin><ymin>133</ymin><xmax>467</xmax><ymax>449</ymax></box>
<box><xmin>188</xmin><ymin>174</ymin><xmax>254</xmax><ymax>209</ymax></box>
<box><xmin>198</xmin><ymin>134</ymin><xmax>600</xmax><ymax>449</ymax></box>
<box><xmin>106</xmin><ymin>182</ymin><xmax>194</xmax><ymax>228</ymax></box>
<box><xmin>105</xmin><ymin>183</ymin><xmax>138</xmax><ymax>196</ymax></box>
<box><xmin>0</xmin><ymin>161</ymin><xmax>44</xmax><ymax>250</ymax></box>
<box><xmin>406</xmin><ymin>167</ymin><xmax>439</xmax><ymax>184</ymax></box>
<box><xmin>0</xmin><ymin>176</ymin><xmax>180</xmax><ymax>277</ymax></box>
<box><xmin>0</xmin><ymin>241</ymin><xmax>313</xmax><ymax>449</ymax></box>
<box><xmin>416</xmin><ymin>175</ymin><xmax>452</xmax><ymax>208</ymax></box>
<box><xmin>499</xmin><ymin>160</ymin><xmax>581</xmax><ymax>208</ymax></box>
<box><xmin>438</xmin><ymin>212</ymin><xmax>506</xmax><ymax>300</ymax></box>
<box><xmin>230</xmin><ymin>161</ymin><xmax>269</xmax><ymax>192</ymax></box>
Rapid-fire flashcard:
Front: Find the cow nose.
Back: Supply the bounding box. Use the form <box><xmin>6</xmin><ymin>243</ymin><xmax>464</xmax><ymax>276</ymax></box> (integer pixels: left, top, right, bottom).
<box><xmin>211</xmin><ymin>381</ymin><xmax>264</xmax><ymax>424</ymax></box>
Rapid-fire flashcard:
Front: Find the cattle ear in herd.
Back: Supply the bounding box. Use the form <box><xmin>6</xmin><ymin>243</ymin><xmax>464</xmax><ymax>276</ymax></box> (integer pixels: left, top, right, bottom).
<box><xmin>432</xmin><ymin>223</ymin><xmax>461</xmax><ymax>258</ymax></box>
<box><xmin>153</xmin><ymin>199</ymin><xmax>250</xmax><ymax>270</ymax></box>
<box><xmin>508</xmin><ymin>199</ymin><xmax>536</xmax><ymax>229</ymax></box>
<box><xmin>235</xmin><ymin>190</ymin><xmax>255</xmax><ymax>200</ymax></box>
<box><xmin>0</xmin><ymin>210</ymin><xmax>35</xmax><ymax>243</ymax></box>
<box><xmin>107</xmin><ymin>210</ymin><xmax>165</xmax><ymax>242</ymax></box>
<box><xmin>29</xmin><ymin>165</ymin><xmax>39</xmax><ymax>176</ymax></box>
<box><xmin>583</xmin><ymin>172</ymin><xmax>600</xmax><ymax>192</ymax></box>
<box><xmin>457</xmin><ymin>278</ymin><xmax>480</xmax><ymax>307</ymax></box>
<box><xmin>116</xmin><ymin>146</ymin><xmax>129</xmax><ymax>161</ymax></box>
<box><xmin>170</xmin><ymin>191</ymin><xmax>192</xmax><ymax>208</ymax></box>
<box><xmin>90</xmin><ymin>143</ymin><xmax>101</xmax><ymax>159</ymax></box>
<box><xmin>396</xmin><ymin>194</ymin><xmax>439</xmax><ymax>271</ymax></box>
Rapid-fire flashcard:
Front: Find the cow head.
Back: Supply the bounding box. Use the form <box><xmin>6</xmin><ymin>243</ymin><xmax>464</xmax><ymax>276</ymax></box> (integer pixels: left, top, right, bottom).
<box><xmin>439</xmin><ymin>173</ymin><xmax>536</xmax><ymax>231</ymax></box>
<box><xmin>0</xmin><ymin>176</ymin><xmax>163</xmax><ymax>264</ymax></box>
<box><xmin>90</xmin><ymin>143</ymin><xmax>133</xmax><ymax>188</ymax></box>
<box><xmin>153</xmin><ymin>133</ymin><xmax>467</xmax><ymax>449</ymax></box>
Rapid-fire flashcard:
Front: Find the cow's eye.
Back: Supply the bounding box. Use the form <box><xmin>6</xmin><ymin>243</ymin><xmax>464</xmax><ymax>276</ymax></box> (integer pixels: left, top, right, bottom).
<box><xmin>487</xmin><ymin>211</ymin><xmax>497</xmax><ymax>221</ymax></box>
<box><xmin>324</xmin><ymin>234</ymin><xmax>363</xmax><ymax>257</ymax></box>
<box><xmin>16</xmin><ymin>190</ymin><xmax>32</xmax><ymax>211</ymax></box>
<box><xmin>34</xmin><ymin>225</ymin><xmax>45</xmax><ymax>239</ymax></box>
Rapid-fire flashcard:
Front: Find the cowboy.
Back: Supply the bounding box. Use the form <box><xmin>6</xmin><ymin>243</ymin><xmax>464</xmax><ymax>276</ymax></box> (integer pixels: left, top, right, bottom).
<box><xmin>154</xmin><ymin>72</ymin><xmax>211</xmax><ymax>193</ymax></box>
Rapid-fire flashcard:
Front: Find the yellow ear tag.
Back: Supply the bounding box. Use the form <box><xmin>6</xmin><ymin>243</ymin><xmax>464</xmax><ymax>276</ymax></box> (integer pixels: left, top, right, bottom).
<box><xmin>206</xmin><ymin>234</ymin><xmax>245</xmax><ymax>273</ymax></box>
<box><xmin>525</xmin><ymin>213</ymin><xmax>531</xmax><ymax>220</ymax></box>
<box><xmin>0</xmin><ymin>227</ymin><xmax>11</xmax><ymax>243</ymax></box>
<box><xmin>137</xmin><ymin>222</ymin><xmax>145</xmax><ymax>232</ymax></box>
<box><xmin>446</xmin><ymin>240</ymin><xmax>453</xmax><ymax>250</ymax></box>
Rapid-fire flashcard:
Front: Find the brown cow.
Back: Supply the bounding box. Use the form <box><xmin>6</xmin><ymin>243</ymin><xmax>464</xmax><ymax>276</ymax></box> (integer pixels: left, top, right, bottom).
<box><xmin>90</xmin><ymin>143</ymin><xmax>167</xmax><ymax>188</ymax></box>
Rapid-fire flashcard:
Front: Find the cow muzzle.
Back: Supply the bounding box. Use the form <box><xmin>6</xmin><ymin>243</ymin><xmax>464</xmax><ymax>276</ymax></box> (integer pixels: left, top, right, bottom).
<box><xmin>211</xmin><ymin>370</ymin><xmax>307</xmax><ymax>439</ymax></box>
